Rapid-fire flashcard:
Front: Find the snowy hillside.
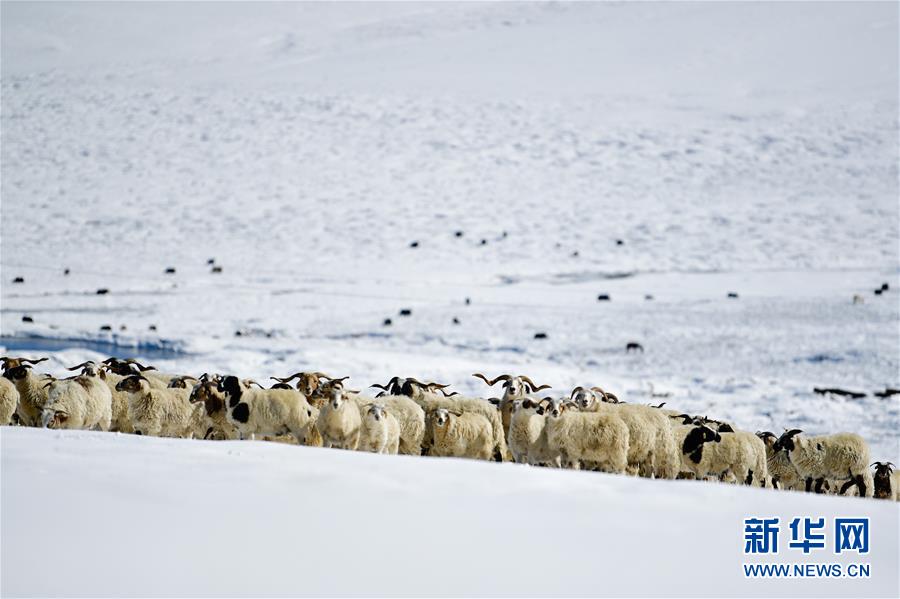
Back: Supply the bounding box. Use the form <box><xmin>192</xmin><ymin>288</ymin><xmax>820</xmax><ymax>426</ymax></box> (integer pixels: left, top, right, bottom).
<box><xmin>1</xmin><ymin>1</ymin><xmax>898</xmax><ymax>595</ymax></box>
<box><xmin>2</xmin><ymin>427</ymin><xmax>898</xmax><ymax>597</ymax></box>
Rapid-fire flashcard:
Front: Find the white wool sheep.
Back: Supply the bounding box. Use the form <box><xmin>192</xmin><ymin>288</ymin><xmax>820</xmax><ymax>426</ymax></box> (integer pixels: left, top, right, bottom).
<box><xmin>42</xmin><ymin>363</ymin><xmax>113</xmax><ymax>431</ymax></box>
<box><xmin>0</xmin><ymin>376</ymin><xmax>19</xmax><ymax>425</ymax></box>
<box><xmin>409</xmin><ymin>391</ymin><xmax>508</xmax><ymax>460</ymax></box>
<box><xmin>429</xmin><ymin>408</ymin><xmax>494</xmax><ymax>460</ymax></box>
<box><xmin>314</xmin><ymin>379</ymin><xmax>362</xmax><ymax>450</ymax></box>
<box><xmin>354</xmin><ymin>393</ymin><xmax>425</xmax><ymax>456</ymax></box>
<box><xmin>775</xmin><ymin>430</ymin><xmax>874</xmax><ymax>497</ymax></box>
<box><xmin>574</xmin><ymin>388</ymin><xmax>678</xmax><ymax>478</ymax></box>
<box><xmin>115</xmin><ymin>374</ymin><xmax>195</xmax><ymax>437</ymax></box>
<box><xmin>543</xmin><ymin>398</ymin><xmax>630</xmax><ymax>473</ymax></box>
<box><xmin>471</xmin><ymin>373</ymin><xmax>551</xmax><ymax>440</ymax></box>
<box><xmin>2</xmin><ymin>358</ymin><xmax>51</xmax><ymax>426</ymax></box>
<box><xmin>756</xmin><ymin>431</ymin><xmax>802</xmax><ymax>490</ymax></box>
<box><xmin>219</xmin><ymin>376</ymin><xmax>316</xmax><ymax>444</ymax></box>
<box><xmin>506</xmin><ymin>398</ymin><xmax>555</xmax><ymax>466</ymax></box>
<box><xmin>676</xmin><ymin>424</ymin><xmax>768</xmax><ymax>487</ymax></box>
<box><xmin>358</xmin><ymin>405</ymin><xmax>401</xmax><ymax>454</ymax></box>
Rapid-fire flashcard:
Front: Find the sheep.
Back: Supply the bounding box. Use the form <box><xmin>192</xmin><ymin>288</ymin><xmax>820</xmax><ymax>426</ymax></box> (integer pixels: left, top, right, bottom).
<box><xmin>773</xmin><ymin>430</ymin><xmax>874</xmax><ymax>497</ymax></box>
<box><xmin>218</xmin><ymin>375</ymin><xmax>316</xmax><ymax>444</ymax></box>
<box><xmin>89</xmin><ymin>363</ymin><xmax>135</xmax><ymax>433</ymax></box>
<box><xmin>188</xmin><ymin>377</ymin><xmax>239</xmax><ymax>440</ymax></box>
<box><xmin>756</xmin><ymin>431</ymin><xmax>802</xmax><ymax>490</ymax></box>
<box><xmin>42</xmin><ymin>362</ymin><xmax>112</xmax><ymax>431</ymax></box>
<box><xmin>314</xmin><ymin>379</ymin><xmax>361</xmax><ymax>449</ymax></box>
<box><xmin>358</xmin><ymin>405</ymin><xmax>400</xmax><ymax>454</ymax></box>
<box><xmin>472</xmin><ymin>372</ymin><xmax>551</xmax><ymax>438</ymax></box>
<box><xmin>0</xmin><ymin>375</ymin><xmax>20</xmax><ymax>425</ymax></box>
<box><xmin>506</xmin><ymin>398</ymin><xmax>555</xmax><ymax>465</ymax></box>
<box><xmin>573</xmin><ymin>387</ymin><xmax>678</xmax><ymax>478</ymax></box>
<box><xmin>2</xmin><ymin>357</ymin><xmax>51</xmax><ymax>426</ymax></box>
<box><xmin>542</xmin><ymin>398</ymin><xmax>629</xmax><ymax>473</ymax></box>
<box><xmin>428</xmin><ymin>408</ymin><xmax>494</xmax><ymax>460</ymax></box>
<box><xmin>270</xmin><ymin>371</ymin><xmax>333</xmax><ymax>405</ymax></box>
<box><xmin>115</xmin><ymin>374</ymin><xmax>195</xmax><ymax>437</ymax></box>
<box><xmin>872</xmin><ymin>462</ymin><xmax>899</xmax><ymax>501</ymax></box>
<box><xmin>387</xmin><ymin>379</ymin><xmax>508</xmax><ymax>460</ymax></box>
<box><xmin>353</xmin><ymin>391</ymin><xmax>425</xmax><ymax>456</ymax></box>
<box><xmin>671</xmin><ymin>421</ymin><xmax>724</xmax><ymax>480</ymax></box>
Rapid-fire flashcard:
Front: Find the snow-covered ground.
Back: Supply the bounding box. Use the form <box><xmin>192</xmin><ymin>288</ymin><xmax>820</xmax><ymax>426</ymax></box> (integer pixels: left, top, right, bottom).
<box><xmin>2</xmin><ymin>427</ymin><xmax>899</xmax><ymax>597</ymax></box>
<box><xmin>1</xmin><ymin>1</ymin><xmax>898</xmax><ymax>595</ymax></box>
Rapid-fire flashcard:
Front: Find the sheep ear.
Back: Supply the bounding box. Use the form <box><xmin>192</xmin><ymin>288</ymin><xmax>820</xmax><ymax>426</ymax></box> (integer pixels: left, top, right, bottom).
<box><xmin>487</xmin><ymin>398</ymin><xmax>500</xmax><ymax>406</ymax></box>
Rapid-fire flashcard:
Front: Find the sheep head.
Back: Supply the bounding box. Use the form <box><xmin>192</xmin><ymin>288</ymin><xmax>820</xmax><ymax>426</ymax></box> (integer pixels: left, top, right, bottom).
<box><xmin>773</xmin><ymin>429</ymin><xmax>803</xmax><ymax>453</ymax></box>
<box><xmin>115</xmin><ymin>375</ymin><xmax>151</xmax><ymax>394</ymax></box>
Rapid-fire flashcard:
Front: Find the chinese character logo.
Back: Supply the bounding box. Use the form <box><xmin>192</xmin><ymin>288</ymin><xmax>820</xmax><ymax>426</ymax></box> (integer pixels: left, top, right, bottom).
<box><xmin>744</xmin><ymin>517</ymin><xmax>779</xmax><ymax>554</ymax></box>
<box><xmin>789</xmin><ymin>517</ymin><xmax>826</xmax><ymax>553</ymax></box>
<box><xmin>835</xmin><ymin>518</ymin><xmax>869</xmax><ymax>554</ymax></box>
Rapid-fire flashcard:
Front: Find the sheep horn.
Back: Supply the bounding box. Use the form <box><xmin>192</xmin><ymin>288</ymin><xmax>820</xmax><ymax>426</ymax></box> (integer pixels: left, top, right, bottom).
<box><xmin>472</xmin><ymin>373</ymin><xmax>509</xmax><ymax>386</ymax></box>
<box><xmin>370</xmin><ymin>383</ymin><xmax>391</xmax><ymax>391</ymax></box>
<box><xmin>784</xmin><ymin>429</ymin><xmax>803</xmax><ymax>437</ymax></box>
<box><xmin>312</xmin><ymin>372</ymin><xmax>332</xmax><ymax>379</ymax></box>
<box><xmin>21</xmin><ymin>357</ymin><xmax>48</xmax><ymax>365</ymax></box>
<box><xmin>570</xmin><ymin>386</ymin><xmax>584</xmax><ymax>399</ymax></box>
<box><xmin>271</xmin><ymin>373</ymin><xmax>304</xmax><ymax>383</ymax></box>
<box><xmin>66</xmin><ymin>361</ymin><xmax>93</xmax><ymax>371</ymax></box>
<box><xmin>426</xmin><ymin>382</ymin><xmax>450</xmax><ymax>390</ymax></box>
<box><xmin>439</xmin><ymin>389</ymin><xmax>459</xmax><ymax>397</ymax></box>
<box><xmin>329</xmin><ymin>376</ymin><xmax>350</xmax><ymax>383</ymax></box>
<box><xmin>245</xmin><ymin>379</ymin><xmax>264</xmax><ymax>389</ymax></box>
<box><xmin>519</xmin><ymin>375</ymin><xmax>550</xmax><ymax>391</ymax></box>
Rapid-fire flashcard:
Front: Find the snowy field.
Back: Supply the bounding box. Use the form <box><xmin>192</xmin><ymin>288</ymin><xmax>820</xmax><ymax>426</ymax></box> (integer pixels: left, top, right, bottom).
<box><xmin>1</xmin><ymin>1</ymin><xmax>899</xmax><ymax>596</ymax></box>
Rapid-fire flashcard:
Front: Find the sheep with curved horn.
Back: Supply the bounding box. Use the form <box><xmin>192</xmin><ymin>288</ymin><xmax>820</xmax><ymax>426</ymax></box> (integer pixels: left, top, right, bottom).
<box><xmin>472</xmin><ymin>373</ymin><xmax>552</xmax><ymax>443</ymax></box>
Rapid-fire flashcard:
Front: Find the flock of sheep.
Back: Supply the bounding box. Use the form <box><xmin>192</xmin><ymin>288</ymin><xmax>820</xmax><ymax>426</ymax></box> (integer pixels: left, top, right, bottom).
<box><xmin>1</xmin><ymin>355</ymin><xmax>897</xmax><ymax>501</ymax></box>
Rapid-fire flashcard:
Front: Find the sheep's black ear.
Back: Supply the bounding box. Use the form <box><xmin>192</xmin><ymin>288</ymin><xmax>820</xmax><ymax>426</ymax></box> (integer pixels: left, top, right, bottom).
<box><xmin>536</xmin><ymin>407</ymin><xmax>544</xmax><ymax>415</ymax></box>
<box><xmin>785</xmin><ymin>429</ymin><xmax>802</xmax><ymax>437</ymax></box>
<box><xmin>718</xmin><ymin>423</ymin><xmax>734</xmax><ymax>433</ymax></box>
<box><xmin>488</xmin><ymin>398</ymin><xmax>500</xmax><ymax>406</ymax></box>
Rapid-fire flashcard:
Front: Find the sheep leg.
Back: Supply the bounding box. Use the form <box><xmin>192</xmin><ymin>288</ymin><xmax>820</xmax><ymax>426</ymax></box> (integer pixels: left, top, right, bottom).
<box><xmin>814</xmin><ymin>478</ymin><xmax>827</xmax><ymax>494</ymax></box>
<box><xmin>772</xmin><ymin>476</ymin><xmax>780</xmax><ymax>490</ymax></box>
<box><xmin>805</xmin><ymin>477</ymin><xmax>814</xmax><ymax>492</ymax></box>
<box><xmin>745</xmin><ymin>470</ymin><xmax>754</xmax><ymax>486</ymax></box>
<box><xmin>838</xmin><ymin>478</ymin><xmax>856</xmax><ymax>495</ymax></box>
<box><xmin>854</xmin><ymin>474</ymin><xmax>868</xmax><ymax>497</ymax></box>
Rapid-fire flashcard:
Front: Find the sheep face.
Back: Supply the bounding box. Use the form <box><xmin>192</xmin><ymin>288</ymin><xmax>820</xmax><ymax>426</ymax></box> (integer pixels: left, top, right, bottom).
<box><xmin>773</xmin><ymin>429</ymin><xmax>803</xmax><ymax>453</ymax></box>
<box><xmin>41</xmin><ymin>408</ymin><xmax>69</xmax><ymax>429</ymax></box>
<box><xmin>433</xmin><ymin>408</ymin><xmax>451</xmax><ymax>428</ymax></box>
<box><xmin>2</xmin><ymin>365</ymin><xmax>30</xmax><ymax>381</ymax></box>
<box><xmin>367</xmin><ymin>405</ymin><xmax>386</xmax><ymax>422</ymax></box>
<box><xmin>115</xmin><ymin>375</ymin><xmax>151</xmax><ymax>394</ymax></box>
<box><xmin>190</xmin><ymin>381</ymin><xmax>225</xmax><ymax>416</ymax></box>
<box><xmin>681</xmin><ymin>424</ymin><xmax>721</xmax><ymax>463</ymax></box>
<box><xmin>571</xmin><ymin>388</ymin><xmax>597</xmax><ymax>410</ymax></box>
<box><xmin>297</xmin><ymin>373</ymin><xmax>321</xmax><ymax>397</ymax></box>
<box><xmin>168</xmin><ymin>377</ymin><xmax>196</xmax><ymax>389</ymax></box>
<box><xmin>756</xmin><ymin>431</ymin><xmax>778</xmax><ymax>449</ymax></box>
<box><xmin>544</xmin><ymin>398</ymin><xmax>568</xmax><ymax>419</ymax></box>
